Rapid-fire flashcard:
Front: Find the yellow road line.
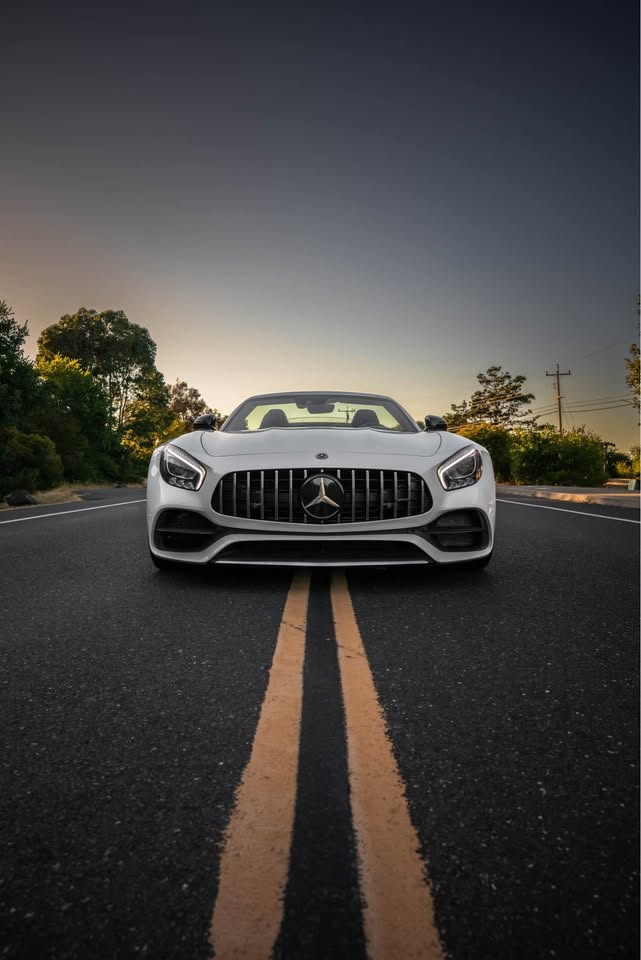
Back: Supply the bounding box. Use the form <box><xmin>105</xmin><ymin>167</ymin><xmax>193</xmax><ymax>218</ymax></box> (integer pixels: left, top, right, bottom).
<box><xmin>331</xmin><ymin>571</ymin><xmax>444</xmax><ymax>960</ymax></box>
<box><xmin>209</xmin><ymin>573</ymin><xmax>310</xmax><ymax>959</ymax></box>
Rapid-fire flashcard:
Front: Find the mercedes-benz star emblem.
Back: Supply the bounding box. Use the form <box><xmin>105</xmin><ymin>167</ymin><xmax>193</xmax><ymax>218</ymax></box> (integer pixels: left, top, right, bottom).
<box><xmin>300</xmin><ymin>474</ymin><xmax>344</xmax><ymax>521</ymax></box>
<box><xmin>316</xmin><ymin>452</ymin><xmax>328</xmax><ymax>460</ymax></box>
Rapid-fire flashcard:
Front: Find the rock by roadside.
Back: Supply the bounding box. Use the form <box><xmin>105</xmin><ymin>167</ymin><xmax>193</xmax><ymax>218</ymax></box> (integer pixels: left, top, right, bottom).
<box><xmin>4</xmin><ymin>490</ymin><xmax>39</xmax><ymax>506</ymax></box>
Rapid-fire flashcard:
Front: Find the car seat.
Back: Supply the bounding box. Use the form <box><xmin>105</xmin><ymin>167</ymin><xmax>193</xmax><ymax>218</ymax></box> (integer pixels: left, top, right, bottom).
<box><xmin>259</xmin><ymin>409</ymin><xmax>289</xmax><ymax>428</ymax></box>
<box><xmin>351</xmin><ymin>409</ymin><xmax>381</xmax><ymax>428</ymax></box>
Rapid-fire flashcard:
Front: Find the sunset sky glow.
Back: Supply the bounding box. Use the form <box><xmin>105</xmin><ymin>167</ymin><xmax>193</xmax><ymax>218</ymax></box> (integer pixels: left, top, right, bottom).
<box><xmin>2</xmin><ymin>0</ymin><xmax>638</xmax><ymax>447</ymax></box>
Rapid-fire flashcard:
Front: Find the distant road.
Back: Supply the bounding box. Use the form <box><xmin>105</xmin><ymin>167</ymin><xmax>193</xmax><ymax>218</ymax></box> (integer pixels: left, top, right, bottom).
<box><xmin>1</xmin><ymin>496</ymin><xmax>638</xmax><ymax>959</ymax></box>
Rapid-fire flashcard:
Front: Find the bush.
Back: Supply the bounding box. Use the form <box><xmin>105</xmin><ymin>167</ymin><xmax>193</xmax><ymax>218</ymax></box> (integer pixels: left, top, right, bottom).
<box><xmin>510</xmin><ymin>427</ymin><xmax>606</xmax><ymax>486</ymax></box>
<box><xmin>0</xmin><ymin>427</ymin><xmax>64</xmax><ymax>495</ymax></box>
<box><xmin>455</xmin><ymin>422</ymin><xmax>512</xmax><ymax>481</ymax></box>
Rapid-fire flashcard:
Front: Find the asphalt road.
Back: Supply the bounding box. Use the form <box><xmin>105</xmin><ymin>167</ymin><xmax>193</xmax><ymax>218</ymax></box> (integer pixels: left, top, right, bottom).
<box><xmin>0</xmin><ymin>494</ymin><xmax>638</xmax><ymax>959</ymax></box>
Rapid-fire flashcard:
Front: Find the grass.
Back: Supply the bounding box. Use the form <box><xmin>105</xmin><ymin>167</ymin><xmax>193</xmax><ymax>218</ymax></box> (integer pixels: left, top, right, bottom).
<box><xmin>0</xmin><ymin>482</ymin><xmax>146</xmax><ymax>511</ymax></box>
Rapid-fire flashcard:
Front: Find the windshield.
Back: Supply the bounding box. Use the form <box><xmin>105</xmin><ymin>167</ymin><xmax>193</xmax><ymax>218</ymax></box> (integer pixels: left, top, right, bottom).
<box><xmin>222</xmin><ymin>393</ymin><xmax>419</xmax><ymax>433</ymax></box>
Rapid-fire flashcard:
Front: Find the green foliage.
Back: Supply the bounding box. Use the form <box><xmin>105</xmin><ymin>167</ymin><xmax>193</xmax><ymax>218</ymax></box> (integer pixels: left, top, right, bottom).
<box><xmin>32</xmin><ymin>355</ymin><xmax>114</xmax><ymax>482</ymax></box>
<box><xmin>608</xmin><ymin>453</ymin><xmax>629</xmax><ymax>477</ymax></box>
<box><xmin>455</xmin><ymin>422</ymin><xmax>512</xmax><ymax>481</ymax></box>
<box><xmin>510</xmin><ymin>427</ymin><xmax>606</xmax><ymax>486</ymax></box>
<box><xmin>170</xmin><ymin>379</ymin><xmax>209</xmax><ymax>428</ymax></box>
<box><xmin>37</xmin><ymin>307</ymin><xmax>157</xmax><ymax>430</ymax></box>
<box><xmin>0</xmin><ymin>299</ymin><xmax>234</xmax><ymax>491</ymax></box>
<box><xmin>0</xmin><ymin>427</ymin><xmax>64</xmax><ymax>495</ymax></box>
<box><xmin>0</xmin><ymin>300</ymin><xmax>40</xmax><ymax>432</ymax></box>
<box><xmin>120</xmin><ymin>369</ymin><xmax>176</xmax><ymax>473</ymax></box>
<box><xmin>625</xmin><ymin>342</ymin><xmax>639</xmax><ymax>414</ymax></box>
<box><xmin>167</xmin><ymin>378</ymin><xmax>226</xmax><ymax>434</ymax></box>
<box><xmin>448</xmin><ymin>365</ymin><xmax>535</xmax><ymax>428</ymax></box>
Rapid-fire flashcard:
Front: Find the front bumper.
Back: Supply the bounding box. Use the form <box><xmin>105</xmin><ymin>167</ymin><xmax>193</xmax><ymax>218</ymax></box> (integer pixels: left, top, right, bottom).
<box><xmin>146</xmin><ymin>465</ymin><xmax>495</xmax><ymax>567</ymax></box>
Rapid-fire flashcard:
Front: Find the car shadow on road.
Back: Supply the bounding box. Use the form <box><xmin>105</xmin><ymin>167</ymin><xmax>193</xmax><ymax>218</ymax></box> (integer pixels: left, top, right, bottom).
<box><xmin>145</xmin><ymin>559</ymin><xmax>295</xmax><ymax>595</ymax></box>
<box><xmin>345</xmin><ymin>561</ymin><xmax>497</xmax><ymax>597</ymax></box>
<box><xmin>144</xmin><ymin>556</ymin><xmax>496</xmax><ymax>598</ymax></box>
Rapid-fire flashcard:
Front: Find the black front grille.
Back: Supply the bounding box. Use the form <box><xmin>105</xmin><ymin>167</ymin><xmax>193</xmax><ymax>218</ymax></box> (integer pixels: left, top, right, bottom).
<box><xmin>213</xmin><ymin>468</ymin><xmax>431</xmax><ymax>523</ymax></box>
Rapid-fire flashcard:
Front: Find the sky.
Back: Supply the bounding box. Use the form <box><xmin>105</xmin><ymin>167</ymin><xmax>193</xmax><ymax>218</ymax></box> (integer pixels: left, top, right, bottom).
<box><xmin>1</xmin><ymin>0</ymin><xmax>638</xmax><ymax>447</ymax></box>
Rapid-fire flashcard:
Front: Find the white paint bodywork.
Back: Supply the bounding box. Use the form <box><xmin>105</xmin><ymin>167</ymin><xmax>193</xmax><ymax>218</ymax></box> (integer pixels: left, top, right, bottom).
<box><xmin>147</xmin><ymin>396</ymin><xmax>496</xmax><ymax>567</ymax></box>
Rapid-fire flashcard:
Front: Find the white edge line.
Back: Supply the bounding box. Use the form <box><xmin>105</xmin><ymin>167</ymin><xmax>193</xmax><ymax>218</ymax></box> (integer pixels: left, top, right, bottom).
<box><xmin>0</xmin><ymin>499</ymin><xmax>146</xmax><ymax>525</ymax></box>
<box><xmin>496</xmin><ymin>497</ymin><xmax>640</xmax><ymax>524</ymax></box>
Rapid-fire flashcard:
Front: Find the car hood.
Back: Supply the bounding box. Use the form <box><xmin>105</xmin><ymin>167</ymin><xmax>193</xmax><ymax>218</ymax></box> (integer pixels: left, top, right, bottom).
<box><xmin>198</xmin><ymin>428</ymin><xmax>444</xmax><ymax>460</ymax></box>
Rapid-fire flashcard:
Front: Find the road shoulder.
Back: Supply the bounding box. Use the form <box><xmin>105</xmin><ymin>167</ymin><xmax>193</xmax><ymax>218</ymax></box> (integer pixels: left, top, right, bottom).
<box><xmin>497</xmin><ymin>484</ymin><xmax>640</xmax><ymax>511</ymax></box>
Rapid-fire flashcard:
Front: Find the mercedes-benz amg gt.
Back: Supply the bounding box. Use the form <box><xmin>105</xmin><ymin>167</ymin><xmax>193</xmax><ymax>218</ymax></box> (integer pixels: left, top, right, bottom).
<box><xmin>146</xmin><ymin>391</ymin><xmax>495</xmax><ymax>569</ymax></box>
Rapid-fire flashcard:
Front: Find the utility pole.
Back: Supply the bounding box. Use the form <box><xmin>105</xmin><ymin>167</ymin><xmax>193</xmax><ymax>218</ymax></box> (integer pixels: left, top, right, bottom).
<box><xmin>545</xmin><ymin>363</ymin><xmax>572</xmax><ymax>435</ymax></box>
<box><xmin>338</xmin><ymin>405</ymin><xmax>357</xmax><ymax>423</ymax></box>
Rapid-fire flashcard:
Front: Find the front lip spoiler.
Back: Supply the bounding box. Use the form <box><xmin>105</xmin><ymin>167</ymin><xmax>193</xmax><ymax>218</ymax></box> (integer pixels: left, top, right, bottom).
<box><xmin>213</xmin><ymin>558</ymin><xmax>431</xmax><ymax>567</ymax></box>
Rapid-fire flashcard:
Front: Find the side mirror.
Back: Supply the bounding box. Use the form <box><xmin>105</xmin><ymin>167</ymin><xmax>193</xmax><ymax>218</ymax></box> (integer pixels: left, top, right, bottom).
<box><xmin>424</xmin><ymin>415</ymin><xmax>448</xmax><ymax>432</ymax></box>
<box><xmin>192</xmin><ymin>414</ymin><xmax>217</xmax><ymax>431</ymax></box>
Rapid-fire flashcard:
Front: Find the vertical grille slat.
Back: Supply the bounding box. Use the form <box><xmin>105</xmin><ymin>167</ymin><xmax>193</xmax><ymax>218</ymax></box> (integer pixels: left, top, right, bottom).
<box><xmin>215</xmin><ymin>468</ymin><xmax>431</xmax><ymax>523</ymax></box>
<box><xmin>303</xmin><ymin>468</ymin><xmax>308</xmax><ymax>523</ymax></box>
<box><xmin>351</xmin><ymin>470</ymin><xmax>356</xmax><ymax>522</ymax></box>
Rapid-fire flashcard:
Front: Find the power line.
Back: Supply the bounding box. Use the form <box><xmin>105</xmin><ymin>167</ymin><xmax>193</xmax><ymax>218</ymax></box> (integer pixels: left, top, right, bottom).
<box><xmin>533</xmin><ymin>400</ymin><xmax>635</xmax><ymax>416</ymax></box>
<box><xmin>531</xmin><ymin>393</ymin><xmax>634</xmax><ymax>413</ymax></box>
<box><xmin>531</xmin><ymin>392</ymin><xmax>634</xmax><ymax>413</ymax></box>
<box><xmin>551</xmin><ymin>402</ymin><xmax>634</xmax><ymax>413</ymax></box>
<box><xmin>577</xmin><ymin>339</ymin><xmax>629</xmax><ymax>360</ymax></box>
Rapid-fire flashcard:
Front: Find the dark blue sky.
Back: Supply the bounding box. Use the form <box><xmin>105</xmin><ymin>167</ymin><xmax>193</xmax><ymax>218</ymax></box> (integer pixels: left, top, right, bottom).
<box><xmin>2</xmin><ymin>0</ymin><xmax>638</xmax><ymax>444</ymax></box>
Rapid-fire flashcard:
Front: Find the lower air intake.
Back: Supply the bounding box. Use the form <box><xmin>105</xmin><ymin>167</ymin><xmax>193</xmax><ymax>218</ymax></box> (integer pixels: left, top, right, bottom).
<box><xmin>213</xmin><ymin>541</ymin><xmax>430</xmax><ymax>566</ymax></box>
<box><xmin>427</xmin><ymin>510</ymin><xmax>489</xmax><ymax>552</ymax></box>
<box><xmin>154</xmin><ymin>509</ymin><xmax>219</xmax><ymax>552</ymax></box>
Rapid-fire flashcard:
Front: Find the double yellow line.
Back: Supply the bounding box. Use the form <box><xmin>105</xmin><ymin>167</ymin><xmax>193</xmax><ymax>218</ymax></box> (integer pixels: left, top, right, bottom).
<box><xmin>210</xmin><ymin>573</ymin><xmax>444</xmax><ymax>960</ymax></box>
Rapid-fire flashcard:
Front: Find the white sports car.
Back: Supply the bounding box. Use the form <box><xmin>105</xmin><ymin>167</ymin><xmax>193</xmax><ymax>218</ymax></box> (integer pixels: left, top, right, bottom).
<box><xmin>146</xmin><ymin>391</ymin><xmax>495</xmax><ymax>569</ymax></box>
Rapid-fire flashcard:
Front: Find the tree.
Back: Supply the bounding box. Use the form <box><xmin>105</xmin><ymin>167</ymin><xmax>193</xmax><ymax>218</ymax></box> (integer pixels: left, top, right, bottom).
<box><xmin>169</xmin><ymin>379</ymin><xmax>218</xmax><ymax>430</ymax></box>
<box><xmin>444</xmin><ymin>401</ymin><xmax>472</xmax><ymax>429</ymax></box>
<box><xmin>120</xmin><ymin>369</ymin><xmax>176</xmax><ymax>469</ymax></box>
<box><xmin>510</xmin><ymin>425</ymin><xmax>606</xmax><ymax>486</ymax></box>
<box><xmin>447</xmin><ymin>365</ymin><xmax>535</xmax><ymax>428</ymax></box>
<box><xmin>625</xmin><ymin>342</ymin><xmax>639</xmax><ymax>413</ymax></box>
<box><xmin>0</xmin><ymin>300</ymin><xmax>40</xmax><ymax>433</ymax></box>
<box><xmin>37</xmin><ymin>308</ymin><xmax>157</xmax><ymax>430</ymax></box>
<box><xmin>33</xmin><ymin>355</ymin><xmax>114</xmax><ymax>481</ymax></box>
<box><xmin>0</xmin><ymin>427</ymin><xmax>63</xmax><ymax>495</ymax></box>
<box><xmin>455</xmin><ymin>422</ymin><xmax>512</xmax><ymax>482</ymax></box>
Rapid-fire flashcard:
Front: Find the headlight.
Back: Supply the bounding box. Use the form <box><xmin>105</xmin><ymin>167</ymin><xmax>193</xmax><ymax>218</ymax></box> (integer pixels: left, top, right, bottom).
<box><xmin>159</xmin><ymin>444</ymin><xmax>207</xmax><ymax>491</ymax></box>
<box><xmin>437</xmin><ymin>445</ymin><xmax>483</xmax><ymax>491</ymax></box>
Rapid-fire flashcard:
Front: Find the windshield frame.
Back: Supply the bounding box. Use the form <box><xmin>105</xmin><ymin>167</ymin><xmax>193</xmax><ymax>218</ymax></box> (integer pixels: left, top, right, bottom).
<box><xmin>221</xmin><ymin>392</ymin><xmax>421</xmax><ymax>434</ymax></box>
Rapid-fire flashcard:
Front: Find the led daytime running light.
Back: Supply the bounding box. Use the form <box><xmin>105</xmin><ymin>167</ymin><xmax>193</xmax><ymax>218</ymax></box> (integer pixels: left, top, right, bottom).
<box><xmin>437</xmin><ymin>446</ymin><xmax>483</xmax><ymax>491</ymax></box>
<box><xmin>160</xmin><ymin>444</ymin><xmax>207</xmax><ymax>491</ymax></box>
